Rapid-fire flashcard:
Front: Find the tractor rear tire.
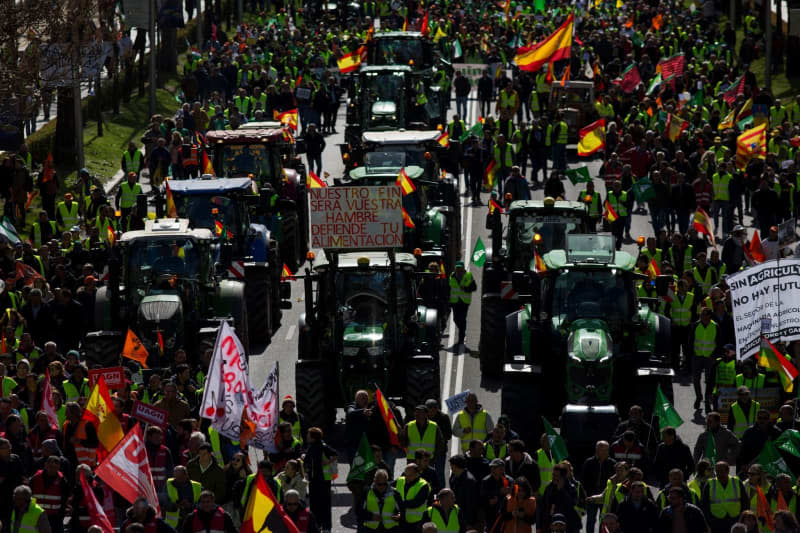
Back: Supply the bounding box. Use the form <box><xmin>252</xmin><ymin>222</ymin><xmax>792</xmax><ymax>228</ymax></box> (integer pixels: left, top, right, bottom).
<box><xmin>295</xmin><ymin>363</ymin><xmax>335</xmax><ymax>431</ymax></box>
<box><xmin>245</xmin><ymin>271</ymin><xmax>270</xmax><ymax>346</ymax></box>
<box><xmin>83</xmin><ymin>331</ymin><xmax>125</xmax><ymax>368</ymax></box>
<box><xmin>479</xmin><ymin>294</ymin><xmax>507</xmax><ymax>376</ymax></box>
<box><xmin>281</xmin><ymin>210</ymin><xmax>301</xmax><ymax>273</ymax></box>
<box><xmin>405</xmin><ymin>358</ymin><xmax>440</xmax><ymax>417</ymax></box>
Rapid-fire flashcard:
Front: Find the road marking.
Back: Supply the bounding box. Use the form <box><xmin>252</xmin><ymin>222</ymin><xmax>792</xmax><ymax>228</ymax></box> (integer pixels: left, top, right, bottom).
<box><xmin>285</xmin><ymin>324</ymin><xmax>296</xmax><ymax>341</ymax></box>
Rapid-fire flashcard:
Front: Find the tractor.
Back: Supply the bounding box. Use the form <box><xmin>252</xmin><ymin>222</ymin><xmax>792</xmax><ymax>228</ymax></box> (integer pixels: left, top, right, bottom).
<box><xmin>479</xmin><ymin>198</ymin><xmax>593</xmax><ymax>375</ymax></box>
<box><xmin>82</xmin><ymin>219</ymin><xmax>249</xmax><ymax>369</ymax></box>
<box><xmin>500</xmin><ymin>234</ymin><xmax>673</xmax><ymax>457</ymax></box>
<box><xmin>204</xmin><ymin>127</ymin><xmax>309</xmax><ymax>271</ymax></box>
<box><xmin>166</xmin><ymin>177</ymin><xmax>292</xmax><ymax>346</ymax></box>
<box><xmin>338</xmin><ymin>130</ymin><xmax>460</xmax><ymax>272</ymax></box>
<box><xmin>547</xmin><ymin>81</ymin><xmax>597</xmax><ymax>143</ymax></box>
<box><xmin>342</xmin><ymin>65</ymin><xmax>447</xmax><ymax>147</ymax></box>
<box><xmin>295</xmin><ymin>249</ymin><xmax>441</xmax><ymax>430</ymax></box>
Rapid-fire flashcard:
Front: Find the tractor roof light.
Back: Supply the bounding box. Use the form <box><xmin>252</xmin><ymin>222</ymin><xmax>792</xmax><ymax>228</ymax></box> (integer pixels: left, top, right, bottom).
<box><xmin>424</xmin><ymin>151</ymin><xmax>432</xmax><ymax>160</ymax></box>
<box><xmin>637</xmin><ymin>235</ymin><xmax>645</xmax><ymax>246</ymax></box>
<box><xmin>357</xmin><ymin>256</ymin><xmax>371</xmax><ymax>268</ymax></box>
<box><xmin>413</xmin><ymin>248</ymin><xmax>423</xmax><ymax>257</ymax></box>
<box><xmin>342</xmin><ymin>153</ymin><xmax>350</xmax><ymax>160</ymax></box>
<box><xmin>543</xmin><ymin>196</ymin><xmax>556</xmax><ymax>207</ymax></box>
<box><xmin>533</xmin><ymin>233</ymin><xmax>543</xmax><ymax>244</ymax></box>
<box><xmin>211</xmin><ymin>208</ymin><xmax>219</xmax><ymax>215</ymax></box>
<box><xmin>584</xmin><ymin>194</ymin><xmax>593</xmax><ymax>203</ymax></box>
<box><xmin>306</xmin><ymin>251</ymin><xmax>315</xmax><ymax>261</ymax></box>
<box><xmin>437</xmin><ymin>123</ymin><xmax>443</xmax><ymax>131</ymax></box>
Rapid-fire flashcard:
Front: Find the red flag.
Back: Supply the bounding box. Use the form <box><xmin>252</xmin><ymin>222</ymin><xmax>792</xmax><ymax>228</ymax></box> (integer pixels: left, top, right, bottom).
<box><xmin>489</xmin><ymin>198</ymin><xmax>505</xmax><ymax>214</ymax></box>
<box><xmin>757</xmin><ymin>486</ymin><xmax>775</xmax><ymax>531</ymax></box>
<box><xmin>42</xmin><ymin>153</ymin><xmax>55</xmax><ymax>183</ymax></box>
<box><xmin>42</xmin><ymin>369</ymin><xmax>59</xmax><ymax>429</ymax></box>
<box><xmin>421</xmin><ymin>10</ymin><xmax>429</xmax><ymax>34</ymax></box>
<box><xmin>202</xmin><ymin>150</ymin><xmax>214</xmax><ymax>175</ymax></box>
<box><xmin>157</xmin><ymin>330</ymin><xmax>164</xmax><ymax>355</ymax></box>
<box><xmin>79</xmin><ymin>470</ymin><xmax>114</xmax><ymax>533</ymax></box>
<box><xmin>15</xmin><ymin>261</ymin><xmax>42</xmax><ymax>287</ymax></box>
<box><xmin>95</xmin><ymin>424</ymin><xmax>160</xmax><ymax>513</ymax></box>
<box><xmin>749</xmin><ymin>230</ymin><xmax>766</xmax><ymax>263</ymax></box>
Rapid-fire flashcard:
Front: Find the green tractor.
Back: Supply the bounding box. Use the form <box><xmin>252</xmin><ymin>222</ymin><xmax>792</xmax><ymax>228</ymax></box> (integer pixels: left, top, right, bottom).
<box><xmin>500</xmin><ymin>234</ymin><xmax>673</xmax><ymax>457</ymax></box>
<box><xmin>205</xmin><ymin>126</ymin><xmax>309</xmax><ymax>272</ymax></box>
<box><xmin>83</xmin><ymin>219</ymin><xmax>249</xmax><ymax>368</ymax></box>
<box><xmin>338</xmin><ymin>131</ymin><xmax>461</xmax><ymax>272</ymax></box>
<box><xmin>343</xmin><ymin>65</ymin><xmax>447</xmax><ymax>147</ymax></box>
<box><xmin>166</xmin><ymin>177</ymin><xmax>292</xmax><ymax>346</ymax></box>
<box><xmin>479</xmin><ymin>198</ymin><xmax>593</xmax><ymax>375</ymax></box>
<box><xmin>295</xmin><ymin>250</ymin><xmax>441</xmax><ymax>430</ymax></box>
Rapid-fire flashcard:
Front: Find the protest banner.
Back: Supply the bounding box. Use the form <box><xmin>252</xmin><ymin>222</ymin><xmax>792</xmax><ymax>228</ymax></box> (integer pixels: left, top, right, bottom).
<box><xmin>95</xmin><ymin>425</ymin><xmax>159</xmax><ymax>512</ymax></box>
<box><xmin>445</xmin><ymin>390</ymin><xmax>471</xmax><ymax>414</ymax></box>
<box><xmin>88</xmin><ymin>367</ymin><xmax>125</xmax><ymax>390</ymax></box>
<box><xmin>727</xmin><ymin>258</ymin><xmax>800</xmax><ymax>359</ymax></box>
<box><xmin>308</xmin><ymin>186</ymin><xmax>403</xmax><ymax>249</ymax></box>
<box><xmin>131</xmin><ymin>400</ymin><xmax>168</xmax><ymax>428</ymax></box>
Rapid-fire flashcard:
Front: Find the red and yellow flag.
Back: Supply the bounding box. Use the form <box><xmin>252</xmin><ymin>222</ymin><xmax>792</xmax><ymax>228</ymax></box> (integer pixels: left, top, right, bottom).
<box><xmin>401</xmin><ymin>207</ymin><xmax>415</xmax><ymax>228</ymax></box>
<box><xmin>307</xmin><ymin>171</ymin><xmax>327</xmax><ymax>188</ymax></box>
<box><xmin>214</xmin><ymin>220</ymin><xmax>233</xmax><ymax>240</ymax></box>
<box><xmin>577</xmin><ymin>119</ymin><xmax>606</xmax><ymax>156</ymax></box>
<box><xmin>436</xmin><ymin>131</ymin><xmax>450</xmax><ymax>147</ymax></box>
<box><xmin>122</xmin><ymin>329</ymin><xmax>149</xmax><ymax>368</ymax></box>
<box><xmin>107</xmin><ymin>225</ymin><xmax>116</xmax><ymax>247</ymax></box>
<box><xmin>692</xmin><ymin>207</ymin><xmax>715</xmax><ymax>246</ymax></box>
<box><xmin>748</xmin><ymin>230</ymin><xmax>766</xmax><ymax>263</ymax></box>
<box><xmin>273</xmin><ymin>108</ymin><xmax>299</xmax><ymax>131</ymax></box>
<box><xmin>665</xmin><ymin>113</ymin><xmax>689</xmax><ymax>142</ymax></box>
<box><xmin>337</xmin><ymin>47</ymin><xmax>364</xmax><ymax>73</ymax></box>
<box><xmin>165</xmin><ymin>180</ymin><xmax>177</xmax><ymax>218</ymax></box>
<box><xmin>514</xmin><ymin>13</ymin><xmax>574</xmax><ymax>72</ymax></box>
<box><xmin>736</xmin><ymin>123</ymin><xmax>767</xmax><ymax>170</ymax></box>
<box><xmin>202</xmin><ymin>150</ymin><xmax>214</xmax><ymax>176</ymax></box>
<box><xmin>647</xmin><ymin>259</ymin><xmax>660</xmax><ymax>280</ymax></box>
<box><xmin>396</xmin><ymin>168</ymin><xmax>417</xmax><ymax>195</ymax></box>
<box><xmin>83</xmin><ymin>376</ymin><xmax>124</xmax><ymax>459</ymax></box>
<box><xmin>759</xmin><ymin>336</ymin><xmax>799</xmax><ymax>393</ymax></box>
<box><xmin>374</xmin><ymin>386</ymin><xmax>402</xmax><ymax>448</ymax></box>
<box><xmin>484</xmin><ymin>160</ymin><xmax>497</xmax><ymax>190</ymax></box>
<box><xmin>489</xmin><ymin>197</ymin><xmax>505</xmax><ymax>214</ymax></box>
<box><xmin>402</xmin><ymin>16</ymin><xmax>408</xmax><ymax>31</ymax></box>
<box><xmin>281</xmin><ymin>263</ymin><xmax>293</xmax><ymax>280</ymax></box>
<box><xmin>533</xmin><ymin>250</ymin><xmax>547</xmax><ymax>274</ymax></box>
<box><xmin>603</xmin><ymin>200</ymin><xmax>618</xmax><ymax>222</ymax></box>
<box><xmin>241</xmin><ymin>471</ymin><xmax>300</xmax><ymax>533</ymax></box>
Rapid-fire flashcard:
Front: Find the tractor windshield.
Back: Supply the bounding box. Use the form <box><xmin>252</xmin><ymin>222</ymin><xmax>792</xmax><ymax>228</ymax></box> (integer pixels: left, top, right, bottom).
<box><xmin>335</xmin><ymin>269</ymin><xmax>409</xmax><ymax>310</ymax></box>
<box><xmin>127</xmin><ymin>238</ymin><xmax>204</xmax><ymax>286</ymax></box>
<box><xmin>173</xmin><ymin>194</ymin><xmax>240</xmax><ymax>234</ymax></box>
<box><xmin>551</xmin><ymin>269</ymin><xmax>630</xmax><ymax>321</ymax></box>
<box><xmin>219</xmin><ymin>144</ymin><xmax>276</xmax><ymax>181</ymax></box>
<box><xmin>364</xmin><ymin>71</ymin><xmax>405</xmax><ymax>102</ymax></box>
<box><xmin>373</xmin><ymin>38</ymin><xmax>432</xmax><ymax>68</ymax></box>
<box><xmin>510</xmin><ymin>214</ymin><xmax>584</xmax><ymax>270</ymax></box>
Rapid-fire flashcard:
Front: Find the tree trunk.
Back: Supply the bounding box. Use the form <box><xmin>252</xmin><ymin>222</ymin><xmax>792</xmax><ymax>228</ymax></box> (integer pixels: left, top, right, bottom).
<box><xmin>158</xmin><ymin>28</ymin><xmax>178</xmax><ymax>75</ymax></box>
<box><xmin>54</xmin><ymin>87</ymin><xmax>77</xmax><ymax>167</ymax></box>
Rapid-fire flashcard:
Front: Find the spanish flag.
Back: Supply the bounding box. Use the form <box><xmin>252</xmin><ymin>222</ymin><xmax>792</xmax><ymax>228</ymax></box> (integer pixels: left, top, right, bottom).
<box><xmin>202</xmin><ymin>150</ymin><xmax>214</xmax><ymax>176</ymax></box>
<box><xmin>165</xmin><ymin>180</ymin><xmax>177</xmax><ymax>218</ymax></box>
<box><xmin>484</xmin><ymin>160</ymin><xmax>497</xmax><ymax>190</ymax></box>
<box><xmin>281</xmin><ymin>264</ymin><xmax>293</xmax><ymax>280</ymax></box>
<box><xmin>374</xmin><ymin>386</ymin><xmax>402</xmax><ymax>448</ymax></box>
<box><xmin>647</xmin><ymin>258</ymin><xmax>660</xmax><ymax>280</ymax></box>
<box><xmin>436</xmin><ymin>131</ymin><xmax>450</xmax><ymax>147</ymax></box>
<box><xmin>736</xmin><ymin>123</ymin><xmax>767</xmax><ymax>170</ymax></box>
<box><xmin>577</xmin><ymin>119</ymin><xmax>605</xmax><ymax>156</ymax></box>
<box><xmin>396</xmin><ymin>168</ymin><xmax>416</xmax><ymax>195</ymax></box>
<box><xmin>107</xmin><ymin>225</ymin><xmax>117</xmax><ymax>247</ymax></box>
<box><xmin>337</xmin><ymin>48</ymin><xmax>363</xmax><ymax>73</ymax></box>
<box><xmin>692</xmin><ymin>207</ymin><xmax>715</xmax><ymax>246</ymax></box>
<box><xmin>514</xmin><ymin>13</ymin><xmax>574</xmax><ymax>72</ymax></box>
<box><xmin>665</xmin><ymin>113</ymin><xmax>688</xmax><ymax>142</ymax></box>
<box><xmin>83</xmin><ymin>376</ymin><xmax>124</xmax><ymax>462</ymax></box>
<box><xmin>603</xmin><ymin>200</ymin><xmax>618</xmax><ymax>222</ymax></box>
<box><xmin>401</xmin><ymin>207</ymin><xmax>415</xmax><ymax>228</ymax></box>
<box><xmin>307</xmin><ymin>171</ymin><xmax>327</xmax><ymax>188</ymax></box>
<box><xmin>241</xmin><ymin>471</ymin><xmax>300</xmax><ymax>533</ymax></box>
<box><xmin>273</xmin><ymin>108</ymin><xmax>299</xmax><ymax>131</ymax></box>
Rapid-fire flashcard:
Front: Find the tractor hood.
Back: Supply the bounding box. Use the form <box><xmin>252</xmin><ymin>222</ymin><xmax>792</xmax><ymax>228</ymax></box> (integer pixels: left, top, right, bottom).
<box><xmin>342</xmin><ymin>324</ymin><xmax>385</xmax><ymax>355</ymax></box>
<box><xmin>566</xmin><ymin>319</ymin><xmax>613</xmax><ymax>362</ymax></box>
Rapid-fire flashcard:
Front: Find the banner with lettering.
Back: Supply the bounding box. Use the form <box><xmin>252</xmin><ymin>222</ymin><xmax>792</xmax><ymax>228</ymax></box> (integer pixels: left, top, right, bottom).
<box><xmin>95</xmin><ymin>425</ymin><xmax>160</xmax><ymax>514</ymax></box>
<box><xmin>200</xmin><ymin>322</ymin><xmax>279</xmax><ymax>452</ymax></box>
<box><xmin>728</xmin><ymin>258</ymin><xmax>800</xmax><ymax>359</ymax></box>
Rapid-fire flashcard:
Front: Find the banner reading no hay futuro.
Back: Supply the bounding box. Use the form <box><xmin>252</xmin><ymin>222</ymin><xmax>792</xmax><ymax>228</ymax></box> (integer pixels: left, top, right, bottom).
<box><xmin>728</xmin><ymin>258</ymin><xmax>800</xmax><ymax>359</ymax></box>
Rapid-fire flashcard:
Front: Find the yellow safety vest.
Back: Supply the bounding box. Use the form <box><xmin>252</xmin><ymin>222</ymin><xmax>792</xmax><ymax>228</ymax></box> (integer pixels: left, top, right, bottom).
<box><xmin>165</xmin><ymin>478</ymin><xmax>202</xmax><ymax>528</ymax></box>
<box><xmin>712</xmin><ymin>173</ymin><xmax>732</xmax><ymax>201</ymax></box>
<box><xmin>122</xmin><ymin>150</ymin><xmax>142</xmax><ymax>173</ymax></box>
<box><xmin>56</xmin><ymin>202</ymin><xmax>79</xmax><ymax>232</ymax></box>
<box><xmin>279</xmin><ymin>415</ymin><xmax>302</xmax><ymax>441</ymax></box>
<box><xmin>608</xmin><ymin>190</ymin><xmax>628</xmax><ymax>217</ymax></box>
<box><xmin>449</xmin><ymin>272</ymin><xmax>474</xmax><ymax>304</ymax></box>
<box><xmin>428</xmin><ymin>505</ymin><xmax>460</xmax><ymax>533</ymax></box>
<box><xmin>500</xmin><ymin>90</ymin><xmax>518</xmax><ymax>110</ymax></box>
<box><xmin>735</xmin><ymin>373</ymin><xmax>765</xmax><ymax>390</ymax></box>
<box><xmin>693</xmin><ymin>321</ymin><xmax>718</xmax><ymax>358</ymax></box>
<box><xmin>119</xmin><ymin>182</ymin><xmax>143</xmax><ymax>209</ymax></box>
<box><xmin>580</xmin><ymin>191</ymin><xmax>601</xmax><ymax>218</ymax></box>
<box><xmin>10</xmin><ymin>501</ymin><xmax>45</xmax><ymax>533</ymax></box>
<box><xmin>407</xmin><ymin>420</ymin><xmax>438</xmax><ymax>461</ymax></box>
<box><xmin>537</xmin><ymin>449</ymin><xmax>554</xmax><ymax>496</ymax></box>
<box><xmin>364</xmin><ymin>489</ymin><xmax>399</xmax><ymax>529</ymax></box>
<box><xmin>670</xmin><ymin>292</ymin><xmax>694</xmax><ymax>327</ymax></box>
<box><xmin>396</xmin><ymin>477</ymin><xmax>429</xmax><ymax>523</ymax></box>
<box><xmin>730</xmin><ymin>400</ymin><xmax>760</xmax><ymax>439</ymax></box>
<box><xmin>715</xmin><ymin>359</ymin><xmax>736</xmax><ymax>389</ymax></box>
<box><xmin>494</xmin><ymin>144</ymin><xmax>514</xmax><ymax>169</ymax></box>
<box><xmin>32</xmin><ymin>221</ymin><xmax>57</xmax><ymax>248</ymax></box>
<box><xmin>708</xmin><ymin>477</ymin><xmax>742</xmax><ymax>519</ymax></box>
<box><xmin>693</xmin><ymin>267</ymin><xmax>716</xmax><ymax>296</ymax></box>
<box><xmin>485</xmin><ymin>441</ymin><xmax>508</xmax><ymax>461</ymax></box>
<box><xmin>457</xmin><ymin>409</ymin><xmax>488</xmax><ymax>450</ymax></box>
<box><xmin>555</xmin><ymin>120</ymin><xmax>568</xmax><ymax>144</ymax></box>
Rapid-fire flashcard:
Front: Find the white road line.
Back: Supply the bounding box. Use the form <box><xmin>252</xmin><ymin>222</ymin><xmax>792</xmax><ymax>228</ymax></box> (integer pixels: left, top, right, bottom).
<box><xmin>285</xmin><ymin>324</ymin><xmax>296</xmax><ymax>341</ymax></box>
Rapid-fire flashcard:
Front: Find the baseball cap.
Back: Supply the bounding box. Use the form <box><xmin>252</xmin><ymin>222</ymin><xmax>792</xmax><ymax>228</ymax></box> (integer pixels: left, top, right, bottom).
<box><xmin>490</xmin><ymin>458</ymin><xmax>505</xmax><ymax>467</ymax></box>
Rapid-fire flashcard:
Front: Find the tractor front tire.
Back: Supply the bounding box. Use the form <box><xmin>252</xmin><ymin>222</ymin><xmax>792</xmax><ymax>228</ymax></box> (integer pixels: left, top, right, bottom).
<box><xmin>245</xmin><ymin>269</ymin><xmax>271</xmax><ymax>346</ymax></box>
<box><xmin>405</xmin><ymin>357</ymin><xmax>440</xmax><ymax>418</ymax></box>
<box><xmin>295</xmin><ymin>363</ymin><xmax>335</xmax><ymax>431</ymax></box>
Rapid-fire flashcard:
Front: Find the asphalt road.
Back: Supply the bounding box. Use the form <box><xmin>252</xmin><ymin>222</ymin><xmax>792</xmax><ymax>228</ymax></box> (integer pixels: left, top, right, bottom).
<box><xmin>235</xmin><ymin>94</ymin><xmax>753</xmax><ymax>530</ymax></box>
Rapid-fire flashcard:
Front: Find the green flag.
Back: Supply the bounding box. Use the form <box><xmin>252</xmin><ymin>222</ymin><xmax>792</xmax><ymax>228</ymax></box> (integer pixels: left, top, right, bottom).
<box><xmin>654</xmin><ymin>384</ymin><xmax>683</xmax><ymax>432</ymax></box>
<box><xmin>703</xmin><ymin>431</ymin><xmax>717</xmax><ymax>464</ymax></box>
<box><xmin>542</xmin><ymin>417</ymin><xmax>569</xmax><ymax>462</ymax></box>
<box><xmin>347</xmin><ymin>433</ymin><xmax>377</xmax><ymax>482</ymax></box>
<box><xmin>472</xmin><ymin>237</ymin><xmax>486</xmax><ymax>267</ymax></box>
<box><xmin>0</xmin><ymin>217</ymin><xmax>20</xmax><ymax>245</ymax></box>
<box><xmin>646</xmin><ymin>74</ymin><xmax>662</xmax><ymax>96</ymax></box>
<box><xmin>631</xmin><ymin>176</ymin><xmax>656</xmax><ymax>203</ymax></box>
<box><xmin>460</xmin><ymin>121</ymin><xmax>484</xmax><ymax>142</ymax></box>
<box><xmin>757</xmin><ymin>440</ymin><xmax>795</xmax><ymax>482</ymax></box>
<box><xmin>776</xmin><ymin>430</ymin><xmax>800</xmax><ymax>459</ymax></box>
<box><xmin>565</xmin><ymin>166</ymin><xmax>592</xmax><ymax>185</ymax></box>
<box><xmin>689</xmin><ymin>89</ymin><xmax>704</xmax><ymax>107</ymax></box>
<box><xmin>737</xmin><ymin>115</ymin><xmax>754</xmax><ymax>129</ymax></box>
<box><xmin>534</xmin><ymin>0</ymin><xmax>545</xmax><ymax>12</ymax></box>
<box><xmin>453</xmin><ymin>39</ymin><xmax>463</xmax><ymax>59</ymax></box>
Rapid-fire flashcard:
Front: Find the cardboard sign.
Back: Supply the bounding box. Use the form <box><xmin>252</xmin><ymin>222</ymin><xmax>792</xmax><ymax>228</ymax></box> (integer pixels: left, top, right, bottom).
<box><xmin>445</xmin><ymin>389</ymin><xmax>471</xmax><ymax>414</ymax></box>
<box><xmin>131</xmin><ymin>400</ymin><xmax>168</xmax><ymax>428</ymax></box>
<box><xmin>88</xmin><ymin>367</ymin><xmax>125</xmax><ymax>390</ymax></box>
<box><xmin>716</xmin><ymin>386</ymin><xmax>781</xmax><ymax>424</ymax></box>
<box><xmin>308</xmin><ymin>186</ymin><xmax>403</xmax><ymax>249</ymax></box>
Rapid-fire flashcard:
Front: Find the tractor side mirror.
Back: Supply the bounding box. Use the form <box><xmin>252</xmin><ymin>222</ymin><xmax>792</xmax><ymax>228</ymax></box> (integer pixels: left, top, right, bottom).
<box><xmin>280</xmin><ymin>281</ymin><xmax>291</xmax><ymax>300</ymax></box>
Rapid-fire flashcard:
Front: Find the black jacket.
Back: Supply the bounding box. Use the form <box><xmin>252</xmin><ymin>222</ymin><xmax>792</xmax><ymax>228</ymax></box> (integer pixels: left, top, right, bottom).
<box><xmin>449</xmin><ymin>469</ymin><xmax>479</xmax><ymax>525</ymax></box>
<box><xmin>504</xmin><ymin>452</ymin><xmax>541</xmax><ymax>494</ymax></box>
<box><xmin>579</xmin><ymin>455</ymin><xmax>617</xmax><ymax>496</ymax></box>
<box><xmin>652</xmin><ymin>439</ymin><xmax>695</xmax><ymax>485</ymax></box>
<box><xmin>656</xmin><ymin>503</ymin><xmax>708</xmax><ymax>533</ymax></box>
<box><xmin>616</xmin><ymin>495</ymin><xmax>659</xmax><ymax>533</ymax></box>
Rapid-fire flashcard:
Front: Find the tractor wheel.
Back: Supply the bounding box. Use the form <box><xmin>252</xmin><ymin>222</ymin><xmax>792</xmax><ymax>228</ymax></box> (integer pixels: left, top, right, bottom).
<box><xmin>245</xmin><ymin>270</ymin><xmax>270</xmax><ymax>346</ymax></box>
<box><xmin>479</xmin><ymin>294</ymin><xmax>507</xmax><ymax>376</ymax></box>
<box><xmin>280</xmin><ymin>210</ymin><xmax>301</xmax><ymax>273</ymax></box>
<box><xmin>83</xmin><ymin>331</ymin><xmax>125</xmax><ymax>368</ymax></box>
<box><xmin>405</xmin><ymin>358</ymin><xmax>440</xmax><ymax>417</ymax></box>
<box><xmin>295</xmin><ymin>363</ymin><xmax>334</xmax><ymax>431</ymax></box>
